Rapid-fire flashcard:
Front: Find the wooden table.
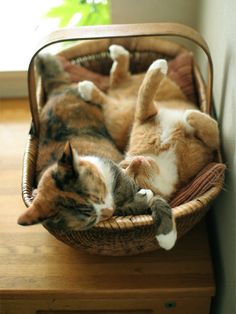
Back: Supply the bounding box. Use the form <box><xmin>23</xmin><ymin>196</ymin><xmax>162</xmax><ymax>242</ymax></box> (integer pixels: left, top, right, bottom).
<box><xmin>0</xmin><ymin>99</ymin><xmax>215</xmax><ymax>314</ymax></box>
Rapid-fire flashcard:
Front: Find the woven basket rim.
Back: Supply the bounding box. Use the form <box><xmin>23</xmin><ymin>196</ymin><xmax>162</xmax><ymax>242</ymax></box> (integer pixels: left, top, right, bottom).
<box><xmin>57</xmin><ymin>36</ymin><xmax>188</xmax><ymax>59</ymax></box>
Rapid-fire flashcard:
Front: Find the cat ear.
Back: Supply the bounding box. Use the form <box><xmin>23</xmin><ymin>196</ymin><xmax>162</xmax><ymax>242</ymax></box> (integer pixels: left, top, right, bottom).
<box><xmin>57</xmin><ymin>141</ymin><xmax>77</xmax><ymax>177</ymax></box>
<box><xmin>17</xmin><ymin>199</ymin><xmax>48</xmax><ymax>226</ymax></box>
<box><xmin>58</xmin><ymin>141</ymin><xmax>74</xmax><ymax>168</ymax></box>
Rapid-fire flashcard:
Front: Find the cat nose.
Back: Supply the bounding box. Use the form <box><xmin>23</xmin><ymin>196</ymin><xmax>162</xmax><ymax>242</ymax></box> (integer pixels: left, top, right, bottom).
<box><xmin>125</xmin><ymin>157</ymin><xmax>146</xmax><ymax>176</ymax></box>
<box><xmin>130</xmin><ymin>156</ymin><xmax>147</xmax><ymax>167</ymax></box>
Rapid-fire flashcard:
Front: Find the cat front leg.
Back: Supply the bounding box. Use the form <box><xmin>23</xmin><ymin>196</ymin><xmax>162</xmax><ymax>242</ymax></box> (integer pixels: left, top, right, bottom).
<box><xmin>183</xmin><ymin>110</ymin><xmax>220</xmax><ymax>149</ymax></box>
<box><xmin>149</xmin><ymin>196</ymin><xmax>177</xmax><ymax>250</ymax></box>
<box><xmin>78</xmin><ymin>80</ymin><xmax>109</xmax><ymax>105</ymax></box>
<box><xmin>109</xmin><ymin>44</ymin><xmax>130</xmax><ymax>87</ymax></box>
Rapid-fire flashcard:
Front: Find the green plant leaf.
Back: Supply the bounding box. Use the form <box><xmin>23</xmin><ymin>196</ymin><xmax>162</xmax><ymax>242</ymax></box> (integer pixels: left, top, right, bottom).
<box><xmin>44</xmin><ymin>0</ymin><xmax>110</xmax><ymax>27</ymax></box>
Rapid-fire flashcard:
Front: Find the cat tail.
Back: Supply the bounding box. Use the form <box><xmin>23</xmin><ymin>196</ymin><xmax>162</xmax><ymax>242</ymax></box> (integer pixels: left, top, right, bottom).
<box><xmin>35</xmin><ymin>53</ymin><xmax>70</xmax><ymax>96</ymax></box>
<box><xmin>135</xmin><ymin>59</ymin><xmax>168</xmax><ymax>121</ymax></box>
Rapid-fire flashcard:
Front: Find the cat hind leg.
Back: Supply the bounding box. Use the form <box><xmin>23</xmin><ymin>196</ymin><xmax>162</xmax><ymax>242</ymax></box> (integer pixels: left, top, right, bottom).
<box><xmin>183</xmin><ymin>109</ymin><xmax>220</xmax><ymax>149</ymax></box>
<box><xmin>109</xmin><ymin>44</ymin><xmax>129</xmax><ymax>60</ymax></box>
<box><xmin>109</xmin><ymin>44</ymin><xmax>130</xmax><ymax>87</ymax></box>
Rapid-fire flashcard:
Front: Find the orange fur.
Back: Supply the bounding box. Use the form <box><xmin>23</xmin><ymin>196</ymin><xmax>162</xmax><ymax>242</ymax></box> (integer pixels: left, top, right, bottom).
<box><xmin>121</xmin><ymin>62</ymin><xmax>220</xmax><ymax>200</ymax></box>
<box><xmin>78</xmin><ymin>45</ymin><xmax>220</xmax><ymax>200</ymax></box>
<box><xmin>78</xmin><ymin>45</ymin><xmax>190</xmax><ymax>152</ymax></box>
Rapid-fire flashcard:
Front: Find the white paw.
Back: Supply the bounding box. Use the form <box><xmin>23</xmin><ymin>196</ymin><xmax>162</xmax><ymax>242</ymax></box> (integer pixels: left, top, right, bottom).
<box><xmin>138</xmin><ymin>189</ymin><xmax>154</xmax><ymax>202</ymax></box>
<box><xmin>156</xmin><ymin>229</ymin><xmax>177</xmax><ymax>250</ymax></box>
<box><xmin>148</xmin><ymin>59</ymin><xmax>168</xmax><ymax>75</ymax></box>
<box><xmin>109</xmin><ymin>44</ymin><xmax>129</xmax><ymax>60</ymax></box>
<box><xmin>78</xmin><ymin>80</ymin><xmax>94</xmax><ymax>101</ymax></box>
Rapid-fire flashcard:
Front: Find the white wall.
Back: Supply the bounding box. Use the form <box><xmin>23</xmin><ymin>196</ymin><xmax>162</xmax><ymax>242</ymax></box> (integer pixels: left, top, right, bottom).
<box><xmin>197</xmin><ymin>1</ymin><xmax>236</xmax><ymax>313</ymax></box>
<box><xmin>111</xmin><ymin>0</ymin><xmax>199</xmax><ymax>28</ymax></box>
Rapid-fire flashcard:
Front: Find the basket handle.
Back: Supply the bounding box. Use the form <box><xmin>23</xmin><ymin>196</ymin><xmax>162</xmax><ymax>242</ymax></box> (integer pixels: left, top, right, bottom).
<box><xmin>28</xmin><ymin>23</ymin><xmax>213</xmax><ymax>135</ymax></box>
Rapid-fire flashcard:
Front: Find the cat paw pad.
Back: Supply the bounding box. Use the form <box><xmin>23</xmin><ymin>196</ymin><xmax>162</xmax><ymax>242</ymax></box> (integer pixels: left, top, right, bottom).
<box><xmin>138</xmin><ymin>189</ymin><xmax>154</xmax><ymax>202</ymax></box>
<box><xmin>156</xmin><ymin>229</ymin><xmax>177</xmax><ymax>250</ymax></box>
<box><xmin>78</xmin><ymin>80</ymin><xmax>94</xmax><ymax>101</ymax></box>
<box><xmin>109</xmin><ymin>44</ymin><xmax>129</xmax><ymax>60</ymax></box>
<box><xmin>148</xmin><ymin>59</ymin><xmax>168</xmax><ymax>75</ymax></box>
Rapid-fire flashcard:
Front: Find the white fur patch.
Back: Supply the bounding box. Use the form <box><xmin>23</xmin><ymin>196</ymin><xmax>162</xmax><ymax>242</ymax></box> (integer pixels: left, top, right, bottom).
<box><xmin>138</xmin><ymin>189</ymin><xmax>153</xmax><ymax>202</ymax></box>
<box><xmin>159</xmin><ymin>108</ymin><xmax>182</xmax><ymax>144</ymax></box>
<box><xmin>78</xmin><ymin>80</ymin><xmax>94</xmax><ymax>101</ymax></box>
<box><xmin>92</xmin><ymin>203</ymin><xmax>103</xmax><ymax>222</ymax></box>
<box><xmin>158</xmin><ymin>108</ymin><xmax>195</xmax><ymax>144</ymax></box>
<box><xmin>109</xmin><ymin>44</ymin><xmax>129</xmax><ymax>60</ymax></box>
<box><xmin>156</xmin><ymin>229</ymin><xmax>177</xmax><ymax>250</ymax></box>
<box><xmin>147</xmin><ymin>150</ymin><xmax>178</xmax><ymax>197</ymax></box>
<box><xmin>148</xmin><ymin>59</ymin><xmax>168</xmax><ymax>75</ymax></box>
<box><xmin>80</xmin><ymin>156</ymin><xmax>114</xmax><ymax>210</ymax></box>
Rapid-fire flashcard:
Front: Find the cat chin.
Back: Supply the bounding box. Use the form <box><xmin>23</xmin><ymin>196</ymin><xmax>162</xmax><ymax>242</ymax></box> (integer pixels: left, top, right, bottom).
<box><xmin>156</xmin><ymin>228</ymin><xmax>177</xmax><ymax>250</ymax></box>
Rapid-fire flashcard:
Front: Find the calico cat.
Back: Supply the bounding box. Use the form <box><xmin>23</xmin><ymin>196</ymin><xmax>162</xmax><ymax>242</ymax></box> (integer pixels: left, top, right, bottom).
<box><xmin>18</xmin><ymin>54</ymin><xmax>176</xmax><ymax>249</ymax></box>
<box><xmin>78</xmin><ymin>44</ymin><xmax>219</xmax><ymax>201</ymax></box>
<box><xmin>18</xmin><ymin>53</ymin><xmax>121</xmax><ymax>229</ymax></box>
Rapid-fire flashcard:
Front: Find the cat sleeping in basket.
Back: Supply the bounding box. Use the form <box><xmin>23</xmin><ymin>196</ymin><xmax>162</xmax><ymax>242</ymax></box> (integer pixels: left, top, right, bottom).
<box><xmin>17</xmin><ymin>53</ymin><xmax>176</xmax><ymax>250</ymax></box>
<box><xmin>78</xmin><ymin>44</ymin><xmax>220</xmax><ymax>246</ymax></box>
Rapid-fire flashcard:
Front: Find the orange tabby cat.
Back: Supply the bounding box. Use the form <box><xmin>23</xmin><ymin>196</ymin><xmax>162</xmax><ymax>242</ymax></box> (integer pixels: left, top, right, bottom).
<box><xmin>120</xmin><ymin>59</ymin><xmax>220</xmax><ymax>201</ymax></box>
<box><xmin>78</xmin><ymin>45</ymin><xmax>220</xmax><ymax>249</ymax></box>
<box><xmin>78</xmin><ymin>45</ymin><xmax>186</xmax><ymax>151</ymax></box>
<box><xmin>78</xmin><ymin>44</ymin><xmax>220</xmax><ymax>200</ymax></box>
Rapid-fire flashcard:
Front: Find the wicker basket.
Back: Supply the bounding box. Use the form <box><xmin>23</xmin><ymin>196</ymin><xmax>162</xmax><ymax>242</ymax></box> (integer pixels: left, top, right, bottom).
<box><xmin>22</xmin><ymin>23</ymin><xmax>225</xmax><ymax>256</ymax></box>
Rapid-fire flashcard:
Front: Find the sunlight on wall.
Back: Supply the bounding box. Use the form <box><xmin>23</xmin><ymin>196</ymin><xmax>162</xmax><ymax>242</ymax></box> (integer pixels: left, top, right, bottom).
<box><xmin>0</xmin><ymin>0</ymin><xmax>62</xmax><ymax>71</ymax></box>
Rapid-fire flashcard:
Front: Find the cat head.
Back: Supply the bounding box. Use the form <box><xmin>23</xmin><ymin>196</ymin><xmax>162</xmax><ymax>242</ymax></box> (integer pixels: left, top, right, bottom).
<box><xmin>120</xmin><ymin>156</ymin><xmax>164</xmax><ymax>196</ymax></box>
<box><xmin>18</xmin><ymin>142</ymin><xmax>114</xmax><ymax>230</ymax></box>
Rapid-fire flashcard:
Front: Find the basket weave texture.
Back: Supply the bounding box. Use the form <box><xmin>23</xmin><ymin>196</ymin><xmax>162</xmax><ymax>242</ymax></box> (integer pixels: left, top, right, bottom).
<box><xmin>22</xmin><ymin>34</ymin><xmax>225</xmax><ymax>256</ymax></box>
